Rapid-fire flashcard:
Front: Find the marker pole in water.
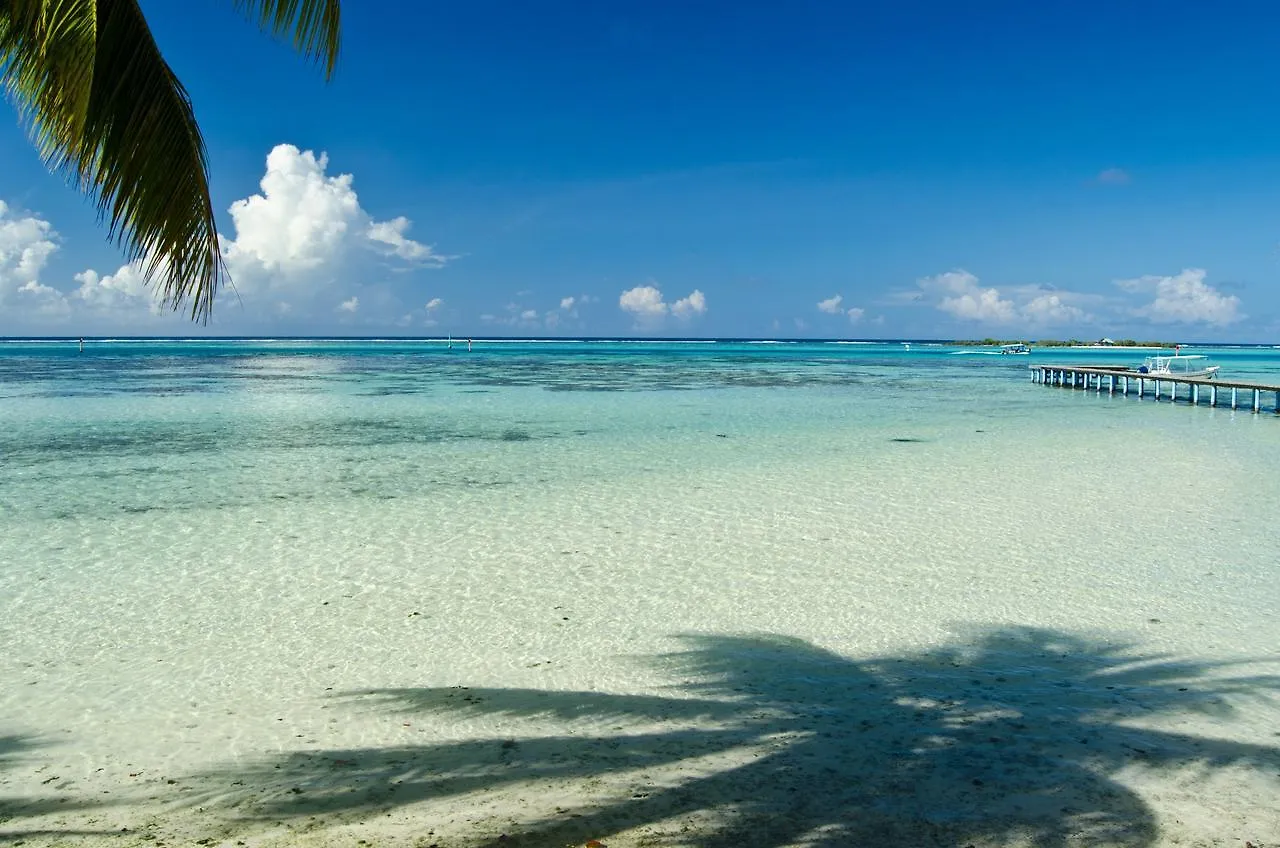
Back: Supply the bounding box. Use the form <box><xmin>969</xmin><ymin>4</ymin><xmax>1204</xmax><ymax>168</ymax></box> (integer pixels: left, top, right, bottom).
<box><xmin>79</xmin><ymin>337</ymin><xmax>84</xmax><ymax>353</ymax></box>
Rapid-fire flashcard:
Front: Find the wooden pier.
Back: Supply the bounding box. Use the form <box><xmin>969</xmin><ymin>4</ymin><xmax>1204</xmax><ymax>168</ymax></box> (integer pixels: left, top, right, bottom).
<box><xmin>1032</xmin><ymin>365</ymin><xmax>1280</xmax><ymax>414</ymax></box>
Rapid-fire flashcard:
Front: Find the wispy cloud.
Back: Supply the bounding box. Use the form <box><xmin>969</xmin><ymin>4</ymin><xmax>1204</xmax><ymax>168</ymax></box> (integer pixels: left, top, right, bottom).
<box><xmin>1095</xmin><ymin>167</ymin><xmax>1131</xmax><ymax>186</ymax></box>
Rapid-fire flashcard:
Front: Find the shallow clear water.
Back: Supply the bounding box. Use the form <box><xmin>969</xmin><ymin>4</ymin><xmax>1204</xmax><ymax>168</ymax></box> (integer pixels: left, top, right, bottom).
<box><xmin>2</xmin><ymin>339</ymin><xmax>1278</xmax><ymax>845</ymax></box>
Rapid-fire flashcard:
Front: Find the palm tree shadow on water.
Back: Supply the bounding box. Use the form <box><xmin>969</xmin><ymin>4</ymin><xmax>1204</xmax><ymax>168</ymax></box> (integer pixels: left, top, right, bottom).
<box><xmin>196</xmin><ymin>627</ymin><xmax>1280</xmax><ymax>847</ymax></box>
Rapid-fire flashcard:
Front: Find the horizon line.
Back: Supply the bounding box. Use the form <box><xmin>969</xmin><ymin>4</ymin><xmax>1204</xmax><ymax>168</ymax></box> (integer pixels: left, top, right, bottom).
<box><xmin>1</xmin><ymin>335</ymin><xmax>1272</xmax><ymax>347</ymax></box>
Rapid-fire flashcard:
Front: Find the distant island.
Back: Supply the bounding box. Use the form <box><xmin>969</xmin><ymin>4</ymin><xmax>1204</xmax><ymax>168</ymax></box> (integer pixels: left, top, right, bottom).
<box><xmin>952</xmin><ymin>338</ymin><xmax>1180</xmax><ymax>348</ymax></box>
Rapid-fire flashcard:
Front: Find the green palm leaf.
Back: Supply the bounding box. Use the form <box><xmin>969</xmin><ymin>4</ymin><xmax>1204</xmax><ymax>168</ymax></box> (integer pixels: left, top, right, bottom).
<box><xmin>0</xmin><ymin>0</ymin><xmax>342</xmax><ymax>322</ymax></box>
<box><xmin>0</xmin><ymin>1</ymin><xmax>96</xmax><ymax>162</ymax></box>
<box><xmin>235</xmin><ymin>0</ymin><xmax>340</xmax><ymax>79</ymax></box>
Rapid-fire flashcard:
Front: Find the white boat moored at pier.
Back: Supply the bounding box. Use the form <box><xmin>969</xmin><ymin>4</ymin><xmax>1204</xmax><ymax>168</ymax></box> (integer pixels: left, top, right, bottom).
<box><xmin>1137</xmin><ymin>354</ymin><xmax>1219</xmax><ymax>379</ymax></box>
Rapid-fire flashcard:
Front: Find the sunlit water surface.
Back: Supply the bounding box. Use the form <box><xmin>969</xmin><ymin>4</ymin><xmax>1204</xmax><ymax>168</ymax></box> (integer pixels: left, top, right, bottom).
<box><xmin>2</xmin><ymin>339</ymin><xmax>1278</xmax><ymax>845</ymax></box>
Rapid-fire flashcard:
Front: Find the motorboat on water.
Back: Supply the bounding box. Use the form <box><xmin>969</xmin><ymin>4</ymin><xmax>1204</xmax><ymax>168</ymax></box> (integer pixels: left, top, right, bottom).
<box><xmin>1136</xmin><ymin>353</ymin><xmax>1220</xmax><ymax>379</ymax></box>
<box><xmin>1000</xmin><ymin>343</ymin><xmax>1032</xmax><ymax>355</ymax></box>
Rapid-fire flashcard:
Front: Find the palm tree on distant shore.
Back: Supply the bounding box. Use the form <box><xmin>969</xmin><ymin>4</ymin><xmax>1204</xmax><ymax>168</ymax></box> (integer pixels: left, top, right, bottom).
<box><xmin>0</xmin><ymin>0</ymin><xmax>342</xmax><ymax>322</ymax></box>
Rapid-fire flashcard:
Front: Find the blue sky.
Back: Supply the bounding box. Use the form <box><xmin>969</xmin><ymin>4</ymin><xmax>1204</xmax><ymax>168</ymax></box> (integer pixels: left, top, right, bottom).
<box><xmin>3</xmin><ymin>0</ymin><xmax>1280</xmax><ymax>339</ymax></box>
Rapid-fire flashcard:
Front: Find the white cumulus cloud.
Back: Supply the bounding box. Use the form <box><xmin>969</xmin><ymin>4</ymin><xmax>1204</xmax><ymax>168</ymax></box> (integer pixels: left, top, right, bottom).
<box><xmin>817</xmin><ymin>294</ymin><xmax>844</xmax><ymax>314</ymax></box>
<box><xmin>1</xmin><ymin>201</ymin><xmax>61</xmax><ymax>317</ymax></box>
<box><xmin>425</xmin><ymin>297</ymin><xmax>443</xmax><ymax>310</ymax></box>
<box><xmin>1</xmin><ymin>201</ymin><xmax>169</xmax><ymax>327</ymax></box>
<box><xmin>1022</xmin><ymin>292</ymin><xmax>1086</xmax><ymax>324</ymax></box>
<box><xmin>671</xmin><ymin>289</ymin><xmax>707</xmax><ymax>320</ymax></box>
<box><xmin>0</xmin><ymin>200</ymin><xmax>57</xmax><ymax>285</ymax></box>
<box><xmin>944</xmin><ymin>288</ymin><xmax>1018</xmax><ymax>322</ymax></box>
<box><xmin>1117</xmin><ymin>268</ymin><xmax>1242</xmax><ymax>326</ymax></box>
<box><xmin>223</xmin><ymin>146</ymin><xmax>360</xmax><ymax>278</ymax></box>
<box><xmin>619</xmin><ymin>284</ymin><xmax>706</xmax><ymax>327</ymax></box>
<box><xmin>921</xmin><ymin>270</ymin><xmax>982</xmax><ymax>296</ymax></box>
<box><xmin>223</xmin><ymin>145</ymin><xmax>447</xmax><ymax>279</ymax></box>
<box><xmin>619</xmin><ymin>285</ymin><xmax>668</xmax><ymax>318</ymax></box>
<box><xmin>74</xmin><ymin>265</ymin><xmax>162</xmax><ymax>315</ymax></box>
<box><xmin>2</xmin><ymin>145</ymin><xmax>452</xmax><ymax>332</ymax></box>
<box><xmin>913</xmin><ymin>270</ymin><xmax>1093</xmax><ymax>326</ymax></box>
<box><xmin>219</xmin><ymin>144</ymin><xmax>449</xmax><ymax>321</ymax></box>
<box><xmin>338</xmin><ymin>296</ymin><xmax>359</xmax><ymax>313</ymax></box>
<box><xmin>918</xmin><ymin>270</ymin><xmax>1017</xmax><ymax>323</ymax></box>
<box><xmin>819</xmin><ymin>293</ymin><xmax>866</xmax><ymax>324</ymax></box>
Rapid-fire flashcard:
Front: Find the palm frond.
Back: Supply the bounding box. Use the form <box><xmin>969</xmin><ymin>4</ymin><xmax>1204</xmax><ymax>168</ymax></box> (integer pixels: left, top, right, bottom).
<box><xmin>234</xmin><ymin>0</ymin><xmax>340</xmax><ymax>79</ymax></box>
<box><xmin>2</xmin><ymin>0</ymin><xmax>224</xmax><ymax>321</ymax></box>
<box><xmin>85</xmin><ymin>0</ymin><xmax>223</xmax><ymax>320</ymax></box>
<box><xmin>3</xmin><ymin>0</ymin><xmax>343</xmax><ymax>322</ymax></box>
<box><xmin>0</xmin><ymin>0</ymin><xmax>97</xmax><ymax>165</ymax></box>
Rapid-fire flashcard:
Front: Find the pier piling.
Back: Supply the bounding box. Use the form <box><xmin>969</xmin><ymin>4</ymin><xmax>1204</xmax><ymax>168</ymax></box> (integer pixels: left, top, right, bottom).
<box><xmin>1034</xmin><ymin>365</ymin><xmax>1280</xmax><ymax>415</ymax></box>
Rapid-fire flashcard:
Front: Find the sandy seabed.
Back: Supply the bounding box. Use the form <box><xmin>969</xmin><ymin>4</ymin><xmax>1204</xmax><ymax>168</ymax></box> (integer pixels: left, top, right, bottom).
<box><xmin>3</xmin><ymin>392</ymin><xmax>1280</xmax><ymax>847</ymax></box>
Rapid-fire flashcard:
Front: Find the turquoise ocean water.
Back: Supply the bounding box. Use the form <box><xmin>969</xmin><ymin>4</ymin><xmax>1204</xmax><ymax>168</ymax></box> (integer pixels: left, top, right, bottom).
<box><xmin>2</xmin><ymin>338</ymin><xmax>1279</xmax><ymax>845</ymax></box>
<box><xmin>4</xmin><ymin>338</ymin><xmax>1279</xmax><ymax>524</ymax></box>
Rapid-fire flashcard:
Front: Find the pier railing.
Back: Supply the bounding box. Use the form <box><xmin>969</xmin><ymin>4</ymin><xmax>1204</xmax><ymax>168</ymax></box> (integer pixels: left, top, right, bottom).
<box><xmin>1032</xmin><ymin>365</ymin><xmax>1280</xmax><ymax>414</ymax></box>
